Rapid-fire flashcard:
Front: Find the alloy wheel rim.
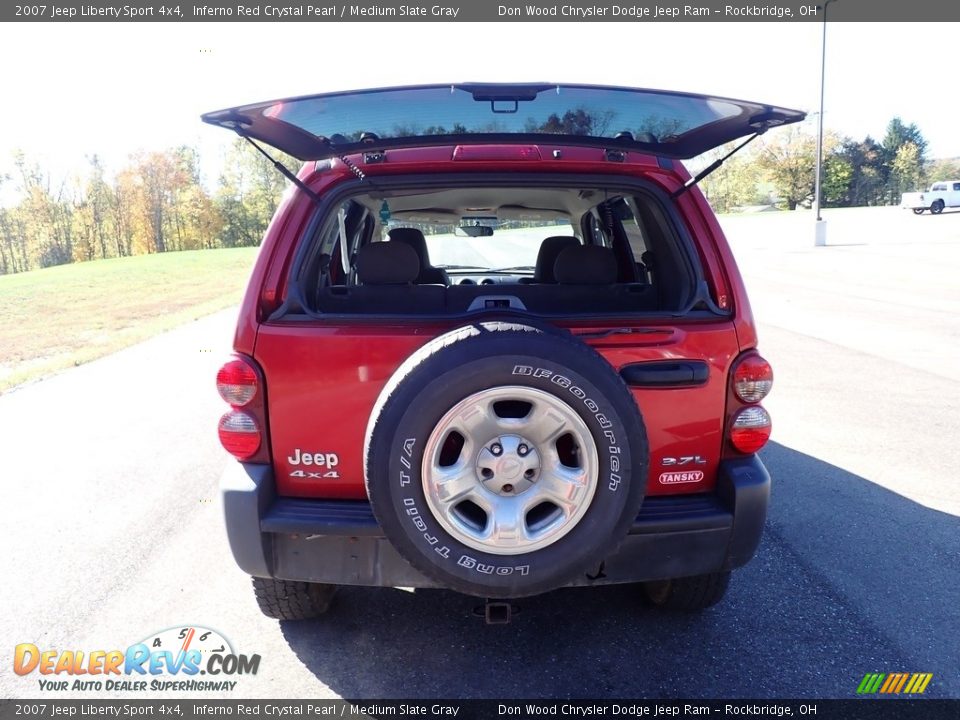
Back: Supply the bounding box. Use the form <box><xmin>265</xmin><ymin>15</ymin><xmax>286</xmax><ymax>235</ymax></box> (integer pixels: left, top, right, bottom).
<box><xmin>422</xmin><ymin>386</ymin><xmax>599</xmax><ymax>555</ymax></box>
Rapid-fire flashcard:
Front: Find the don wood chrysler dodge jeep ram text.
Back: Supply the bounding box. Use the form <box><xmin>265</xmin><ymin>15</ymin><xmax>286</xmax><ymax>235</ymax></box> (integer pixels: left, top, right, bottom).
<box><xmin>205</xmin><ymin>83</ymin><xmax>799</xmax><ymax>619</ymax></box>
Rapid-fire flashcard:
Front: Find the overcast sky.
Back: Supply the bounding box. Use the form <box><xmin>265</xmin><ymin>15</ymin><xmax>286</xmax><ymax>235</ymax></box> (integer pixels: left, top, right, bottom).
<box><xmin>1</xmin><ymin>21</ymin><xmax>955</xmax><ymax>187</ymax></box>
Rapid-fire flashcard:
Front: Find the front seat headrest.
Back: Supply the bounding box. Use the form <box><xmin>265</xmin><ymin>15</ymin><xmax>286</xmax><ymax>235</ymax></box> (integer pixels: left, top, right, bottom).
<box><xmin>388</xmin><ymin>227</ymin><xmax>431</xmax><ymax>264</ymax></box>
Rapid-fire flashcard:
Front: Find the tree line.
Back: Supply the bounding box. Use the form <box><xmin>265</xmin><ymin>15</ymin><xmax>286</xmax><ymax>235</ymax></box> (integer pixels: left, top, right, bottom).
<box><xmin>0</xmin><ymin>139</ymin><xmax>293</xmax><ymax>276</ymax></box>
<box><xmin>1</xmin><ymin>118</ymin><xmax>956</xmax><ymax>276</ymax></box>
<box><xmin>700</xmin><ymin>116</ymin><xmax>958</xmax><ymax>214</ymax></box>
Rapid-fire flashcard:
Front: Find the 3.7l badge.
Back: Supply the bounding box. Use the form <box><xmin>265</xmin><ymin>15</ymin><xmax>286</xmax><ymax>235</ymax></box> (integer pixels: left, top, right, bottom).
<box><xmin>661</xmin><ymin>455</ymin><xmax>707</xmax><ymax>466</ymax></box>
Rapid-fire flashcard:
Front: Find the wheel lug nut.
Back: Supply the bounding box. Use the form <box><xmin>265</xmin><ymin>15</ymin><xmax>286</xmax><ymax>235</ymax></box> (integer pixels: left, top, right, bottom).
<box><xmin>518</xmin><ymin>444</ymin><xmax>529</xmax><ymax>456</ymax></box>
<box><xmin>502</xmin><ymin>484</ymin><xmax>514</xmax><ymax>493</ymax></box>
<box><xmin>490</xmin><ymin>443</ymin><xmax>503</xmax><ymax>456</ymax></box>
<box><xmin>524</xmin><ymin>469</ymin><xmax>535</xmax><ymax>478</ymax></box>
<box><xmin>481</xmin><ymin>468</ymin><xmax>494</xmax><ymax>479</ymax></box>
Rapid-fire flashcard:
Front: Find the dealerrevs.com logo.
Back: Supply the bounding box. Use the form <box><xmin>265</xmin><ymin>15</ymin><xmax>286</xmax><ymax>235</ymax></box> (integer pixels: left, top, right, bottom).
<box><xmin>14</xmin><ymin>626</ymin><xmax>260</xmax><ymax>692</ymax></box>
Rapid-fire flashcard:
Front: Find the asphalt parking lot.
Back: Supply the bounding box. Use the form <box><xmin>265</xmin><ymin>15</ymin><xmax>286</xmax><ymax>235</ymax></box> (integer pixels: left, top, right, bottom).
<box><xmin>1</xmin><ymin>206</ymin><xmax>957</xmax><ymax>699</ymax></box>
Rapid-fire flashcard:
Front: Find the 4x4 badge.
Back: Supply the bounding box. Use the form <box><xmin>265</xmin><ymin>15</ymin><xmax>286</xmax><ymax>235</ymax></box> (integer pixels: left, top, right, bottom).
<box><xmin>287</xmin><ymin>449</ymin><xmax>340</xmax><ymax>479</ymax></box>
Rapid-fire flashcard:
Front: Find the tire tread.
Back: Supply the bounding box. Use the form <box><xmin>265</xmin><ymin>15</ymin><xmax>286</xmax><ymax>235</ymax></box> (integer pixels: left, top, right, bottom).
<box><xmin>646</xmin><ymin>571</ymin><xmax>731</xmax><ymax>611</ymax></box>
<box><xmin>251</xmin><ymin>578</ymin><xmax>336</xmax><ymax>620</ymax></box>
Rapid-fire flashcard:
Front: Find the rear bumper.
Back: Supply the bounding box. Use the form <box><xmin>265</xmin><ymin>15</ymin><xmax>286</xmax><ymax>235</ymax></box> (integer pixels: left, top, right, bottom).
<box><xmin>220</xmin><ymin>456</ymin><xmax>770</xmax><ymax>588</ymax></box>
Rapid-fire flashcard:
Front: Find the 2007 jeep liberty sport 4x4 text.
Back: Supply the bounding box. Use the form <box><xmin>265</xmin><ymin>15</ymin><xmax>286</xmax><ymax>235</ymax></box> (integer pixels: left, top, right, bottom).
<box><xmin>204</xmin><ymin>83</ymin><xmax>803</xmax><ymax>620</ymax></box>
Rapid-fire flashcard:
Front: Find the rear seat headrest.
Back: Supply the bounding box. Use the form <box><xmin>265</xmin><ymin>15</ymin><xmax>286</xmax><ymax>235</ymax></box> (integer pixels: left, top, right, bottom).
<box><xmin>356</xmin><ymin>242</ymin><xmax>419</xmax><ymax>285</ymax></box>
<box><xmin>554</xmin><ymin>245</ymin><xmax>618</xmax><ymax>285</ymax></box>
<box><xmin>534</xmin><ymin>235</ymin><xmax>581</xmax><ymax>282</ymax></box>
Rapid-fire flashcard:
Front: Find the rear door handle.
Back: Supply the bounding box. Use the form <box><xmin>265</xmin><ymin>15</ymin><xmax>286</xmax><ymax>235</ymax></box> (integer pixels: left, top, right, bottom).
<box><xmin>620</xmin><ymin>360</ymin><xmax>709</xmax><ymax>388</ymax></box>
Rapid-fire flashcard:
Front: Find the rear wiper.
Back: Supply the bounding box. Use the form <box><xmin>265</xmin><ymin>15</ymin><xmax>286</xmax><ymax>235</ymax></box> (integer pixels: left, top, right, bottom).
<box><xmin>489</xmin><ymin>265</ymin><xmax>535</xmax><ymax>272</ymax></box>
<box><xmin>435</xmin><ymin>264</ymin><xmax>490</xmax><ymax>271</ymax></box>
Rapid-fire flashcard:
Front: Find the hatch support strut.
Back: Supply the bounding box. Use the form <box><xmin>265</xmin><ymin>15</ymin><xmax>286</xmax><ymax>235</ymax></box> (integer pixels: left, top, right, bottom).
<box><xmin>240</xmin><ymin>135</ymin><xmax>326</xmax><ymax>206</ymax></box>
<box><xmin>671</xmin><ymin>132</ymin><xmax>762</xmax><ymax>199</ymax></box>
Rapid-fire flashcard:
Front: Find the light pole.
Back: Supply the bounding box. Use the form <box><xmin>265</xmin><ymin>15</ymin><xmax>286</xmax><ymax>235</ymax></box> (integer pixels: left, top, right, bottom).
<box><xmin>813</xmin><ymin>0</ymin><xmax>838</xmax><ymax>247</ymax></box>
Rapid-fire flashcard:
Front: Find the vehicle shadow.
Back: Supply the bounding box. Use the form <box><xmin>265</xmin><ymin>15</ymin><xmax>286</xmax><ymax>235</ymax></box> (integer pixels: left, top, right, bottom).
<box><xmin>279</xmin><ymin>441</ymin><xmax>959</xmax><ymax>699</ymax></box>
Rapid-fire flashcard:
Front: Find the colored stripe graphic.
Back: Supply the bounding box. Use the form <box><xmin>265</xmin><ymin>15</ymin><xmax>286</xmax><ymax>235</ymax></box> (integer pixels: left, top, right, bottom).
<box><xmin>880</xmin><ymin>673</ymin><xmax>909</xmax><ymax>693</ymax></box>
<box><xmin>858</xmin><ymin>672</ymin><xmax>932</xmax><ymax>694</ymax></box>
<box><xmin>893</xmin><ymin>673</ymin><xmax>909</xmax><ymax>693</ymax></box>
<box><xmin>857</xmin><ymin>674</ymin><xmax>884</xmax><ymax>694</ymax></box>
<box><xmin>903</xmin><ymin>674</ymin><xmax>919</xmax><ymax>694</ymax></box>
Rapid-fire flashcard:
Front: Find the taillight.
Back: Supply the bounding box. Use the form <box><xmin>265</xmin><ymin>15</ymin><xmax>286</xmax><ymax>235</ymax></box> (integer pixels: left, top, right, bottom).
<box><xmin>217</xmin><ymin>358</ymin><xmax>258</xmax><ymax>407</ymax></box>
<box><xmin>218</xmin><ymin>411</ymin><xmax>261</xmax><ymax>459</ymax></box>
<box><xmin>216</xmin><ymin>355</ymin><xmax>268</xmax><ymax>462</ymax></box>
<box><xmin>729</xmin><ymin>406</ymin><xmax>772</xmax><ymax>454</ymax></box>
<box><xmin>733</xmin><ymin>355</ymin><xmax>773</xmax><ymax>403</ymax></box>
<box><xmin>726</xmin><ymin>352</ymin><xmax>773</xmax><ymax>456</ymax></box>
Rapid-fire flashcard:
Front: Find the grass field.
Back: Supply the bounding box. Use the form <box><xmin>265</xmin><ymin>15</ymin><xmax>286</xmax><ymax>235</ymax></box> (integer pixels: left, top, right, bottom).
<box><xmin>0</xmin><ymin>248</ymin><xmax>259</xmax><ymax>393</ymax></box>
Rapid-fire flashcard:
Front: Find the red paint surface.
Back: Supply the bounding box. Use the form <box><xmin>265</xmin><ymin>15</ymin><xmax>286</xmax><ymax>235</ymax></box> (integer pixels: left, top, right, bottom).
<box><xmin>228</xmin><ymin>145</ymin><xmax>764</xmax><ymax>499</ymax></box>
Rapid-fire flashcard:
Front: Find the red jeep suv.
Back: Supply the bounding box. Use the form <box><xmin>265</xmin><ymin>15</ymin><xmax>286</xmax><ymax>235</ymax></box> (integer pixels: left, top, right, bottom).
<box><xmin>204</xmin><ymin>83</ymin><xmax>800</xmax><ymax>620</ymax></box>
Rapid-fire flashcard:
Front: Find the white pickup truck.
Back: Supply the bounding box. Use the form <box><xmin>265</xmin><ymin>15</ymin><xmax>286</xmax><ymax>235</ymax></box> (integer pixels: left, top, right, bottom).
<box><xmin>901</xmin><ymin>180</ymin><xmax>960</xmax><ymax>214</ymax></box>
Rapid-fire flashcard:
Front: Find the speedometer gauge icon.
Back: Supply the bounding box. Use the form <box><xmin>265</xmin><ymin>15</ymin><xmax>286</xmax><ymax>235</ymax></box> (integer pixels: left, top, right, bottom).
<box><xmin>139</xmin><ymin>625</ymin><xmax>234</xmax><ymax>661</ymax></box>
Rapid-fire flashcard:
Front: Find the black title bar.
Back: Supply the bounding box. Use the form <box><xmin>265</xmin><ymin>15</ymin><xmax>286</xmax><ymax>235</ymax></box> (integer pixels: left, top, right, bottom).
<box><xmin>3</xmin><ymin>0</ymin><xmax>959</xmax><ymax>22</ymax></box>
<box><xmin>2</xmin><ymin>700</ymin><xmax>960</xmax><ymax>720</ymax></box>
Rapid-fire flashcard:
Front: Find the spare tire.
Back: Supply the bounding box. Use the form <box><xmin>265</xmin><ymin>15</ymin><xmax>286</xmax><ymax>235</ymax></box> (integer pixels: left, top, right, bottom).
<box><xmin>364</xmin><ymin>322</ymin><xmax>648</xmax><ymax>598</ymax></box>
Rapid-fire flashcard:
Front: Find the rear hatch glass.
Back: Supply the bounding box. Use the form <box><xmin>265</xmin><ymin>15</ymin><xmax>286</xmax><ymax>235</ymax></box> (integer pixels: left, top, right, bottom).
<box><xmin>203</xmin><ymin>83</ymin><xmax>805</xmax><ymax>160</ymax></box>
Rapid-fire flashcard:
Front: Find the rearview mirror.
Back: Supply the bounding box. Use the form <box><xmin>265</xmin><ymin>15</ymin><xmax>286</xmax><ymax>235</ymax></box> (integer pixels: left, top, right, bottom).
<box><xmin>455</xmin><ymin>225</ymin><xmax>494</xmax><ymax>237</ymax></box>
<box><xmin>455</xmin><ymin>216</ymin><xmax>497</xmax><ymax>237</ymax></box>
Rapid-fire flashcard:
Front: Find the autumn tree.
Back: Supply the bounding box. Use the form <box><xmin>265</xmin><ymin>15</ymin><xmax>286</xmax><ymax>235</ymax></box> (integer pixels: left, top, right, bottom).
<box><xmin>891</xmin><ymin>141</ymin><xmax>923</xmax><ymax>195</ymax></box>
<box><xmin>121</xmin><ymin>147</ymin><xmax>218</xmax><ymax>254</ymax></box>
<box><xmin>821</xmin><ymin>153</ymin><xmax>854</xmax><ymax>207</ymax></box>
<box><xmin>112</xmin><ymin>168</ymin><xmax>139</xmax><ymax>258</ymax></box>
<box><xmin>72</xmin><ymin>154</ymin><xmax>117</xmax><ymax>262</ymax></box>
<box><xmin>837</xmin><ymin>137</ymin><xmax>885</xmax><ymax>206</ymax></box>
<box><xmin>697</xmin><ymin>148</ymin><xmax>764</xmax><ymax>213</ymax></box>
<box><xmin>0</xmin><ymin>172</ymin><xmax>29</xmax><ymax>274</ymax></box>
<box><xmin>216</xmin><ymin>139</ymin><xmax>295</xmax><ymax>247</ymax></box>
<box><xmin>13</xmin><ymin>152</ymin><xmax>74</xmax><ymax>268</ymax></box>
<box><xmin>755</xmin><ymin>128</ymin><xmax>818</xmax><ymax>210</ymax></box>
<box><xmin>926</xmin><ymin>157</ymin><xmax>960</xmax><ymax>184</ymax></box>
<box><xmin>881</xmin><ymin>118</ymin><xmax>927</xmax><ymax>202</ymax></box>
